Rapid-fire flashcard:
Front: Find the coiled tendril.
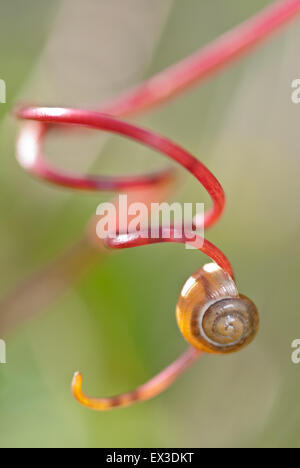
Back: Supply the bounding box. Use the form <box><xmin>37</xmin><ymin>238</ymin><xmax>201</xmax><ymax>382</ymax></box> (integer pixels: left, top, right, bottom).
<box><xmin>15</xmin><ymin>0</ymin><xmax>300</xmax><ymax>410</ymax></box>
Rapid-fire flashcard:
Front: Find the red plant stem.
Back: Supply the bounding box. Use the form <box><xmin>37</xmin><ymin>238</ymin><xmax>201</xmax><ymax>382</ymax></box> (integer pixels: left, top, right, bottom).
<box><xmin>100</xmin><ymin>0</ymin><xmax>300</xmax><ymax>117</ymax></box>
<box><xmin>105</xmin><ymin>227</ymin><xmax>234</xmax><ymax>278</ymax></box>
<box><xmin>14</xmin><ymin>0</ymin><xmax>300</xmax><ymax>262</ymax></box>
<box><xmin>16</xmin><ymin>107</ymin><xmax>225</xmax><ymax>231</ymax></box>
<box><xmin>16</xmin><ymin>119</ymin><xmax>175</xmax><ymax>191</ymax></box>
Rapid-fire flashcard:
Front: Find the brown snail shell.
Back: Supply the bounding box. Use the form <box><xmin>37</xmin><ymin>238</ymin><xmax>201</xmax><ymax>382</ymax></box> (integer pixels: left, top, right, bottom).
<box><xmin>176</xmin><ymin>263</ymin><xmax>259</xmax><ymax>353</ymax></box>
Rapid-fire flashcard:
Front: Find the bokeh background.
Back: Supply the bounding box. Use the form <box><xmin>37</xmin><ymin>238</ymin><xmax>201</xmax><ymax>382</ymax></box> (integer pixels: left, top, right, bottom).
<box><xmin>0</xmin><ymin>0</ymin><xmax>300</xmax><ymax>448</ymax></box>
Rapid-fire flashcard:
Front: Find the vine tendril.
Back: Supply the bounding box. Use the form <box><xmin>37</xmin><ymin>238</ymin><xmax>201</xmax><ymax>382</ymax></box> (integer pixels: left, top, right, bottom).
<box><xmin>15</xmin><ymin>0</ymin><xmax>300</xmax><ymax>410</ymax></box>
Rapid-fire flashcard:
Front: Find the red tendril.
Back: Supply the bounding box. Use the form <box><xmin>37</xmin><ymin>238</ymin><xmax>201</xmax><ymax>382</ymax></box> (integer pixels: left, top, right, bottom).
<box><xmin>14</xmin><ymin>0</ymin><xmax>300</xmax><ymax>410</ymax></box>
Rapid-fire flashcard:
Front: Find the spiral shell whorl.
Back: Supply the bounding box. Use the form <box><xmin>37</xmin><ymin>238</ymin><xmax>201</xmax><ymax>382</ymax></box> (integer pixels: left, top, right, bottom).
<box><xmin>176</xmin><ymin>263</ymin><xmax>259</xmax><ymax>353</ymax></box>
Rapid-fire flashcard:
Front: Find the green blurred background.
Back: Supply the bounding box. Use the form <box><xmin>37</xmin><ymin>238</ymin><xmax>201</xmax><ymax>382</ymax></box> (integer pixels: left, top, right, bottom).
<box><xmin>0</xmin><ymin>0</ymin><xmax>300</xmax><ymax>448</ymax></box>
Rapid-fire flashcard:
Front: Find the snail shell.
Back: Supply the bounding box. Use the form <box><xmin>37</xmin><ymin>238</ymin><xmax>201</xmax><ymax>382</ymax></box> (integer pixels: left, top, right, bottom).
<box><xmin>176</xmin><ymin>263</ymin><xmax>259</xmax><ymax>353</ymax></box>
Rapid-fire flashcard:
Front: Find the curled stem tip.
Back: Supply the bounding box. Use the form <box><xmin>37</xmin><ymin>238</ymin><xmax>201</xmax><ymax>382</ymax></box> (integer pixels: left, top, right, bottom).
<box><xmin>72</xmin><ymin>347</ymin><xmax>201</xmax><ymax>411</ymax></box>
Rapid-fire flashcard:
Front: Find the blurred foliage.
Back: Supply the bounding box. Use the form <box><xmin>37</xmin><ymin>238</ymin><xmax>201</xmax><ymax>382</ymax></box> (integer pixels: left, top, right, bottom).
<box><xmin>0</xmin><ymin>0</ymin><xmax>300</xmax><ymax>448</ymax></box>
